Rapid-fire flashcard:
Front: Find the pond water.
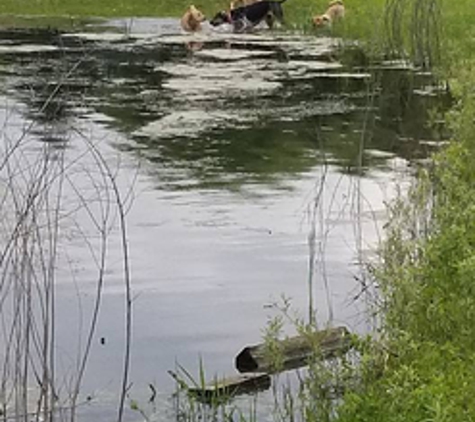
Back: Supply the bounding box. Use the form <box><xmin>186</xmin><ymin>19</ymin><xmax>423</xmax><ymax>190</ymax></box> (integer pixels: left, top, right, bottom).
<box><xmin>0</xmin><ymin>17</ymin><xmax>447</xmax><ymax>421</ymax></box>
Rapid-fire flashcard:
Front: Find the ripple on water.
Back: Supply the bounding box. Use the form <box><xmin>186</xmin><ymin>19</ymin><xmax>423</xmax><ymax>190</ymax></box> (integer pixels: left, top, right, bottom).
<box><xmin>156</xmin><ymin>59</ymin><xmax>282</xmax><ymax>99</ymax></box>
<box><xmin>134</xmin><ymin>109</ymin><xmax>242</xmax><ymax>139</ymax></box>
<box><xmin>134</xmin><ymin>99</ymin><xmax>352</xmax><ymax>140</ymax></box>
<box><xmin>194</xmin><ymin>48</ymin><xmax>276</xmax><ymax>61</ymax></box>
<box><xmin>0</xmin><ymin>44</ymin><xmax>59</xmax><ymax>54</ymax></box>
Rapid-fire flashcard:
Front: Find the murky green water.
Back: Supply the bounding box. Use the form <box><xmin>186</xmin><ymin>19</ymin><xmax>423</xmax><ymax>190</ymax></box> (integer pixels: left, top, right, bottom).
<box><xmin>0</xmin><ymin>17</ymin><xmax>448</xmax><ymax>421</ymax></box>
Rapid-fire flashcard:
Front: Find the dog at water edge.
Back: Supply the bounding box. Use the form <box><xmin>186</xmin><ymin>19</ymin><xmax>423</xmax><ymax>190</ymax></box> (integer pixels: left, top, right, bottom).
<box><xmin>229</xmin><ymin>0</ymin><xmax>261</xmax><ymax>10</ymax></box>
<box><xmin>210</xmin><ymin>0</ymin><xmax>289</xmax><ymax>32</ymax></box>
<box><xmin>180</xmin><ymin>5</ymin><xmax>206</xmax><ymax>32</ymax></box>
<box><xmin>312</xmin><ymin>0</ymin><xmax>345</xmax><ymax>27</ymax></box>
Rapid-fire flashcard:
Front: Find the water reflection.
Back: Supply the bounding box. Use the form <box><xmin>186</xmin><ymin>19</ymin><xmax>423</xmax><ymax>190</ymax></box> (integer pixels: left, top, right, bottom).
<box><xmin>0</xmin><ymin>17</ymin><xmax>450</xmax><ymax>421</ymax></box>
<box><xmin>0</xmin><ymin>20</ymin><xmax>449</xmax><ymax>192</ymax></box>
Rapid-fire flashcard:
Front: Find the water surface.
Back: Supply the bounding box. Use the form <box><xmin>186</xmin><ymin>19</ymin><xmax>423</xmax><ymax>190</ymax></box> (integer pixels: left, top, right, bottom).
<box><xmin>0</xmin><ymin>17</ymin><xmax>448</xmax><ymax>420</ymax></box>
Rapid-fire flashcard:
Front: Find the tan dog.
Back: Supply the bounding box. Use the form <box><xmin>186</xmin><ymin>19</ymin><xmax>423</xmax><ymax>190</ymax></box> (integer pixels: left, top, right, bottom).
<box><xmin>180</xmin><ymin>5</ymin><xmax>206</xmax><ymax>32</ymax></box>
<box><xmin>313</xmin><ymin>0</ymin><xmax>345</xmax><ymax>27</ymax></box>
<box><xmin>229</xmin><ymin>0</ymin><xmax>261</xmax><ymax>10</ymax></box>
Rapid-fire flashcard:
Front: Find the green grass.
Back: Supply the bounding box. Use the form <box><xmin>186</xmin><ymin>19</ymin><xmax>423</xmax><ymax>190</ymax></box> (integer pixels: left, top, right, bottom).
<box><xmin>334</xmin><ymin>62</ymin><xmax>475</xmax><ymax>419</ymax></box>
<box><xmin>439</xmin><ymin>0</ymin><xmax>474</xmax><ymax>75</ymax></box>
<box><xmin>331</xmin><ymin>1</ymin><xmax>475</xmax><ymax>415</ymax></box>
<box><xmin>0</xmin><ymin>0</ymin><xmax>304</xmax><ymax>18</ymax></box>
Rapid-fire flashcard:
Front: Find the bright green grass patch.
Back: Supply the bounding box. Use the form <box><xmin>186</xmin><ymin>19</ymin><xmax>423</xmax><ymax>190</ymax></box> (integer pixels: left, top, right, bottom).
<box><xmin>338</xmin><ymin>342</ymin><xmax>475</xmax><ymax>422</ymax></box>
<box><xmin>333</xmin><ymin>49</ymin><xmax>475</xmax><ymax>421</ymax></box>
<box><xmin>439</xmin><ymin>0</ymin><xmax>474</xmax><ymax>74</ymax></box>
<box><xmin>0</xmin><ymin>0</ymin><xmax>175</xmax><ymax>18</ymax></box>
<box><xmin>0</xmin><ymin>0</ymin><xmax>305</xmax><ymax>18</ymax></box>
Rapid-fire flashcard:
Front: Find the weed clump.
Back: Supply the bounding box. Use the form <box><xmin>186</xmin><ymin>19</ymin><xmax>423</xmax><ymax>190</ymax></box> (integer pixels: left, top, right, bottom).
<box><xmin>335</xmin><ymin>55</ymin><xmax>475</xmax><ymax>421</ymax></box>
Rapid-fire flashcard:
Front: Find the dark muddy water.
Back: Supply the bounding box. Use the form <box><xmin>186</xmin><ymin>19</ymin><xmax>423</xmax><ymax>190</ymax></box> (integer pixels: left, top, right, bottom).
<box><xmin>0</xmin><ymin>17</ymin><xmax>448</xmax><ymax>421</ymax></box>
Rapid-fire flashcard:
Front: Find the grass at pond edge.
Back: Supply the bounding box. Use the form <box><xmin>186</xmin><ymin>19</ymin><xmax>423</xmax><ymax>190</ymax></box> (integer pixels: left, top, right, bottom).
<box><xmin>335</xmin><ymin>61</ymin><xmax>475</xmax><ymax>420</ymax></box>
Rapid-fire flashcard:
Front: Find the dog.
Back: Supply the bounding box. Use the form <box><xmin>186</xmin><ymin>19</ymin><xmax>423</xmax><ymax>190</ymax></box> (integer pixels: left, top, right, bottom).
<box><xmin>312</xmin><ymin>0</ymin><xmax>345</xmax><ymax>27</ymax></box>
<box><xmin>229</xmin><ymin>0</ymin><xmax>260</xmax><ymax>10</ymax></box>
<box><xmin>180</xmin><ymin>5</ymin><xmax>206</xmax><ymax>32</ymax></box>
<box><xmin>210</xmin><ymin>0</ymin><xmax>288</xmax><ymax>32</ymax></box>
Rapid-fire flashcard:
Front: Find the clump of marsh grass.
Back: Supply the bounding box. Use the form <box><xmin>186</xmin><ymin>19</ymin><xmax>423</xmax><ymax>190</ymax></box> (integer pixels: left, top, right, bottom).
<box><xmin>334</xmin><ymin>49</ymin><xmax>475</xmax><ymax>422</ymax></box>
<box><xmin>166</xmin><ymin>362</ymin><xmax>259</xmax><ymax>422</ymax></box>
<box><xmin>384</xmin><ymin>0</ymin><xmax>441</xmax><ymax>67</ymax></box>
<box><xmin>0</xmin><ymin>77</ymin><xmax>133</xmax><ymax>421</ymax></box>
<box><xmin>163</xmin><ymin>297</ymin><xmax>356</xmax><ymax>422</ymax></box>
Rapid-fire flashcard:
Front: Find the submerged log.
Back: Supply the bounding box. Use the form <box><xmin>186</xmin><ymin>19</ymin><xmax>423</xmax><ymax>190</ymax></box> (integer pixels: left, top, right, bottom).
<box><xmin>188</xmin><ymin>372</ymin><xmax>271</xmax><ymax>402</ymax></box>
<box><xmin>235</xmin><ymin>326</ymin><xmax>352</xmax><ymax>373</ymax></box>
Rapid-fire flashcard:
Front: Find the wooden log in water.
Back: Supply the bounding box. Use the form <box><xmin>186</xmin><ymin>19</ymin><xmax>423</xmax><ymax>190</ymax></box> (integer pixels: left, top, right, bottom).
<box><xmin>188</xmin><ymin>372</ymin><xmax>271</xmax><ymax>402</ymax></box>
<box><xmin>235</xmin><ymin>326</ymin><xmax>352</xmax><ymax>373</ymax></box>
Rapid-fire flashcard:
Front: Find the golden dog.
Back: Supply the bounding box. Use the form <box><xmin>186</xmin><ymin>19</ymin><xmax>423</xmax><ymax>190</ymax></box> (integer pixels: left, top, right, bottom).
<box><xmin>313</xmin><ymin>0</ymin><xmax>345</xmax><ymax>27</ymax></box>
<box><xmin>180</xmin><ymin>5</ymin><xmax>206</xmax><ymax>32</ymax></box>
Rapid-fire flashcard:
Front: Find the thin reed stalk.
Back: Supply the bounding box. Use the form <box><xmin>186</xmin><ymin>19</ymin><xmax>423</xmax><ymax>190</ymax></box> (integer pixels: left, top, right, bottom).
<box><xmin>384</xmin><ymin>0</ymin><xmax>441</xmax><ymax>67</ymax></box>
<box><xmin>0</xmin><ymin>57</ymin><xmax>134</xmax><ymax>421</ymax></box>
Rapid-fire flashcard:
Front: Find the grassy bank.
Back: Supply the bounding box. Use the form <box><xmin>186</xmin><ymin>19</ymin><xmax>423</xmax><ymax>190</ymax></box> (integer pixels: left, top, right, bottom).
<box><xmin>335</xmin><ymin>65</ymin><xmax>475</xmax><ymax>421</ymax></box>
<box><xmin>333</xmin><ymin>0</ymin><xmax>475</xmax><ymax>420</ymax></box>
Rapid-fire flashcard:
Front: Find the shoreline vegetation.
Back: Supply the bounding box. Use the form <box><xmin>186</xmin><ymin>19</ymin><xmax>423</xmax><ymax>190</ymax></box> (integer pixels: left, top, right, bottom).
<box><xmin>0</xmin><ymin>0</ymin><xmax>473</xmax><ymax>420</ymax></box>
